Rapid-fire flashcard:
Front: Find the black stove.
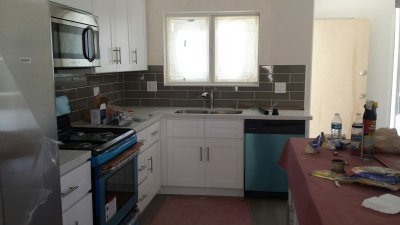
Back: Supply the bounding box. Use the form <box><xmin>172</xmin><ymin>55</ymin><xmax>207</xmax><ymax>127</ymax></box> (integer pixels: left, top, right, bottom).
<box><xmin>57</xmin><ymin>116</ymin><xmax>136</xmax><ymax>155</ymax></box>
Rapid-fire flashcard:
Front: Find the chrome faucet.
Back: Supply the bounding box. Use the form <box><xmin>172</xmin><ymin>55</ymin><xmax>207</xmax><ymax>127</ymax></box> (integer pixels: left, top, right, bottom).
<box><xmin>201</xmin><ymin>88</ymin><xmax>214</xmax><ymax>109</ymax></box>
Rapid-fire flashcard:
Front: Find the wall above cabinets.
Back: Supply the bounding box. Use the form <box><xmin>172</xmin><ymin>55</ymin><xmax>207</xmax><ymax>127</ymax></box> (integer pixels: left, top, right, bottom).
<box><xmin>93</xmin><ymin>0</ymin><xmax>148</xmax><ymax>73</ymax></box>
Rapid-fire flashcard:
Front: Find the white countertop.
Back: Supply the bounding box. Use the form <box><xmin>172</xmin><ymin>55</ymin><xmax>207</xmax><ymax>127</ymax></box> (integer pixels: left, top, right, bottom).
<box><xmin>63</xmin><ymin>107</ymin><xmax>311</xmax><ymax>173</ymax></box>
<box><xmin>72</xmin><ymin>107</ymin><xmax>312</xmax><ymax>132</ymax></box>
<box><xmin>59</xmin><ymin>150</ymin><xmax>91</xmax><ymax>176</ymax></box>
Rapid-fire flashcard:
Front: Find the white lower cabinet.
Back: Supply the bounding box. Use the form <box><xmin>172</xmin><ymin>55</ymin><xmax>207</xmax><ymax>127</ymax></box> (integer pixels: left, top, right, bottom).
<box><xmin>166</xmin><ymin>119</ymin><xmax>244</xmax><ymax>190</ymax></box>
<box><xmin>204</xmin><ymin>139</ymin><xmax>243</xmax><ymax>189</ymax></box>
<box><xmin>137</xmin><ymin>122</ymin><xmax>161</xmax><ymax>213</ymax></box>
<box><xmin>60</xmin><ymin>161</ymin><xmax>93</xmax><ymax>225</ymax></box>
<box><xmin>167</xmin><ymin>138</ymin><xmax>205</xmax><ymax>187</ymax></box>
<box><xmin>62</xmin><ymin>193</ymin><xmax>93</xmax><ymax>225</ymax></box>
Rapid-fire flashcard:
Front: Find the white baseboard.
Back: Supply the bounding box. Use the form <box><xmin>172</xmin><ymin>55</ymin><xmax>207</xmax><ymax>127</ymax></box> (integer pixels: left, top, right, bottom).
<box><xmin>159</xmin><ymin>186</ymin><xmax>244</xmax><ymax>197</ymax></box>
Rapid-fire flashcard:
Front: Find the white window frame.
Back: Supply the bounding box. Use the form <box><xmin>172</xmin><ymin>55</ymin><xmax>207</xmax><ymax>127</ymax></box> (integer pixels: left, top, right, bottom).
<box><xmin>164</xmin><ymin>12</ymin><xmax>260</xmax><ymax>87</ymax></box>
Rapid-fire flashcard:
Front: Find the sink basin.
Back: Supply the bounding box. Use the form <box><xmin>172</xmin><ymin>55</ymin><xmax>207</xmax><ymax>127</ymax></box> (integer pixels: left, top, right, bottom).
<box><xmin>175</xmin><ymin>110</ymin><xmax>209</xmax><ymax>114</ymax></box>
<box><xmin>175</xmin><ymin>109</ymin><xmax>243</xmax><ymax>114</ymax></box>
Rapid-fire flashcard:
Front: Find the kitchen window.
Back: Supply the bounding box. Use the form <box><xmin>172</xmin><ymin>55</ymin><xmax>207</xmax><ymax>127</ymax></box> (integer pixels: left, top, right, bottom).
<box><xmin>164</xmin><ymin>13</ymin><xmax>259</xmax><ymax>86</ymax></box>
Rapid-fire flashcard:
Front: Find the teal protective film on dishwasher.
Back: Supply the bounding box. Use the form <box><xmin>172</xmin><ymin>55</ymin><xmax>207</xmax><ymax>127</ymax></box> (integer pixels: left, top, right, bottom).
<box><xmin>244</xmin><ymin>133</ymin><xmax>304</xmax><ymax>192</ymax></box>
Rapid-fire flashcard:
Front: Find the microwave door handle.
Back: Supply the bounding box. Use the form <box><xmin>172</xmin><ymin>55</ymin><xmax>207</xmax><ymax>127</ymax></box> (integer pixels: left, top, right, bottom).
<box><xmin>82</xmin><ymin>26</ymin><xmax>96</xmax><ymax>62</ymax></box>
<box><xmin>91</xmin><ymin>28</ymin><xmax>98</xmax><ymax>61</ymax></box>
<box><xmin>82</xmin><ymin>27</ymin><xmax>90</xmax><ymax>61</ymax></box>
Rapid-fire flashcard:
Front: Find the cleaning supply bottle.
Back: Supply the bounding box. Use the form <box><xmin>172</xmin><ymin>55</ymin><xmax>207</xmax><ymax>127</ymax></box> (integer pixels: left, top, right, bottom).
<box><xmin>362</xmin><ymin>101</ymin><xmax>378</xmax><ymax>161</ymax></box>
<box><xmin>350</xmin><ymin>113</ymin><xmax>363</xmax><ymax>155</ymax></box>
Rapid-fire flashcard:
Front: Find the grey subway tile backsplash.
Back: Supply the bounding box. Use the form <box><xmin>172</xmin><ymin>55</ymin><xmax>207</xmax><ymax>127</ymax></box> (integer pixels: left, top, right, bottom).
<box><xmin>55</xmin><ymin>72</ymin><xmax>124</xmax><ymax>122</ymax></box>
<box><xmin>55</xmin><ymin>65</ymin><xmax>305</xmax><ymax>122</ymax></box>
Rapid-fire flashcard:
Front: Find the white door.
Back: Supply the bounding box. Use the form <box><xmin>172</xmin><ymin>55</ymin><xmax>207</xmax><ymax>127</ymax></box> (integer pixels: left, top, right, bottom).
<box><xmin>204</xmin><ymin>139</ymin><xmax>244</xmax><ymax>189</ymax></box>
<box><xmin>93</xmin><ymin>0</ymin><xmax>116</xmax><ymax>73</ymax></box>
<box><xmin>113</xmin><ymin>0</ymin><xmax>132</xmax><ymax>72</ymax></box>
<box><xmin>310</xmin><ymin>19</ymin><xmax>369</xmax><ymax>137</ymax></box>
<box><xmin>128</xmin><ymin>0</ymin><xmax>148</xmax><ymax>71</ymax></box>
<box><xmin>62</xmin><ymin>194</ymin><xmax>93</xmax><ymax>225</ymax></box>
<box><xmin>167</xmin><ymin>138</ymin><xmax>205</xmax><ymax>187</ymax></box>
<box><xmin>148</xmin><ymin>141</ymin><xmax>161</xmax><ymax>197</ymax></box>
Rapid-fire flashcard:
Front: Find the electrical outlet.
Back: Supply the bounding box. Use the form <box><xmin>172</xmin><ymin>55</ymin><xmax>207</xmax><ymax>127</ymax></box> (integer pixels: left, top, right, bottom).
<box><xmin>147</xmin><ymin>81</ymin><xmax>157</xmax><ymax>92</ymax></box>
<box><xmin>93</xmin><ymin>86</ymin><xmax>100</xmax><ymax>96</ymax></box>
<box><xmin>274</xmin><ymin>82</ymin><xmax>286</xmax><ymax>93</ymax></box>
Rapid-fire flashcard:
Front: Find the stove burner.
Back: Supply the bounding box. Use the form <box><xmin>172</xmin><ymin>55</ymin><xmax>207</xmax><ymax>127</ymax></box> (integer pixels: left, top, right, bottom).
<box><xmin>101</xmin><ymin>132</ymin><xmax>114</xmax><ymax>137</ymax></box>
<box><xmin>80</xmin><ymin>142</ymin><xmax>93</xmax><ymax>149</ymax></box>
<box><xmin>75</xmin><ymin>132</ymin><xmax>85</xmax><ymax>136</ymax></box>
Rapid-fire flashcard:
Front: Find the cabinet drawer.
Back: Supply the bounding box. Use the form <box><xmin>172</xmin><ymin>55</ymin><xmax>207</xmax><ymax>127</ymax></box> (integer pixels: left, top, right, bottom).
<box><xmin>205</xmin><ymin>120</ymin><xmax>243</xmax><ymax>138</ymax></box>
<box><xmin>138</xmin><ymin>179</ymin><xmax>150</xmax><ymax>212</ymax></box>
<box><xmin>147</xmin><ymin>122</ymin><xmax>160</xmax><ymax>147</ymax></box>
<box><xmin>167</xmin><ymin>120</ymin><xmax>204</xmax><ymax>137</ymax></box>
<box><xmin>62</xmin><ymin>193</ymin><xmax>93</xmax><ymax>225</ymax></box>
<box><xmin>138</xmin><ymin>151</ymin><xmax>148</xmax><ymax>185</ymax></box>
<box><xmin>60</xmin><ymin>161</ymin><xmax>91</xmax><ymax>212</ymax></box>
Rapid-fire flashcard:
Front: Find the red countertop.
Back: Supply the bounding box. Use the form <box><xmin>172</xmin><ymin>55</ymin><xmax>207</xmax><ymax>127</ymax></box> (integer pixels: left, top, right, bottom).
<box><xmin>279</xmin><ymin>138</ymin><xmax>400</xmax><ymax>225</ymax></box>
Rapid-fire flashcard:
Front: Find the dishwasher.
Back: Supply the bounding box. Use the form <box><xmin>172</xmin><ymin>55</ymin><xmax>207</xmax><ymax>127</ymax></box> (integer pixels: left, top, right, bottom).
<box><xmin>244</xmin><ymin>119</ymin><xmax>305</xmax><ymax>198</ymax></box>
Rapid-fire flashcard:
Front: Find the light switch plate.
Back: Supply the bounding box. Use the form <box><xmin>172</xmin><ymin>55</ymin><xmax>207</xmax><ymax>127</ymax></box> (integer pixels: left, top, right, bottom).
<box><xmin>93</xmin><ymin>86</ymin><xmax>100</xmax><ymax>96</ymax></box>
<box><xmin>274</xmin><ymin>82</ymin><xmax>286</xmax><ymax>93</ymax></box>
<box><xmin>147</xmin><ymin>81</ymin><xmax>157</xmax><ymax>92</ymax></box>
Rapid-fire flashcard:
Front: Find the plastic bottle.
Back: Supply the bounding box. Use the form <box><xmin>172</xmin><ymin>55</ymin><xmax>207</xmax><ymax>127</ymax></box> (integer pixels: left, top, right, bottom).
<box><xmin>350</xmin><ymin>113</ymin><xmax>363</xmax><ymax>155</ymax></box>
<box><xmin>362</xmin><ymin>101</ymin><xmax>378</xmax><ymax>161</ymax></box>
<box><xmin>331</xmin><ymin>113</ymin><xmax>343</xmax><ymax>140</ymax></box>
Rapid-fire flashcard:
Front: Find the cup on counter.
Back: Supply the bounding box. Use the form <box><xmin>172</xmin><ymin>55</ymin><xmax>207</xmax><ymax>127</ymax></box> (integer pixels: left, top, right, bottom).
<box><xmin>331</xmin><ymin>159</ymin><xmax>348</xmax><ymax>173</ymax></box>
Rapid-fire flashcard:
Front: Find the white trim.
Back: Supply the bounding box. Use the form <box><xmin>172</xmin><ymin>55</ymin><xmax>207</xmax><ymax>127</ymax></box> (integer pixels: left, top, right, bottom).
<box><xmin>391</xmin><ymin>8</ymin><xmax>400</xmax><ymax>128</ymax></box>
<box><xmin>163</xmin><ymin>12</ymin><xmax>260</xmax><ymax>87</ymax></box>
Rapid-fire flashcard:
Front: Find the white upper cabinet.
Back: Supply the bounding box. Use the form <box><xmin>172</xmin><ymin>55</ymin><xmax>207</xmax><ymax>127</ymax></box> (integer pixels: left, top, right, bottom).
<box><xmin>128</xmin><ymin>0</ymin><xmax>148</xmax><ymax>71</ymax></box>
<box><xmin>51</xmin><ymin>0</ymin><xmax>93</xmax><ymax>13</ymax></box>
<box><xmin>93</xmin><ymin>0</ymin><xmax>147</xmax><ymax>73</ymax></box>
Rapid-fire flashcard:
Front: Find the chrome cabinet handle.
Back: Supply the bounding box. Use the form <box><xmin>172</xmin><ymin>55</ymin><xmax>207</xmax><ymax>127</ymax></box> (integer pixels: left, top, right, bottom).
<box><xmin>113</xmin><ymin>47</ymin><xmax>119</xmax><ymax>64</ymax></box>
<box><xmin>61</xmin><ymin>186</ymin><xmax>79</xmax><ymax>198</ymax></box>
<box><xmin>118</xmin><ymin>47</ymin><xmax>122</xmax><ymax>64</ymax></box>
<box><xmin>132</xmin><ymin>48</ymin><xmax>138</xmax><ymax>64</ymax></box>
<box><xmin>151</xmin><ymin>130</ymin><xmax>159</xmax><ymax>136</ymax></box>
<box><xmin>148</xmin><ymin>156</ymin><xmax>153</xmax><ymax>173</ymax></box>
<box><xmin>207</xmin><ymin>147</ymin><xmax>210</xmax><ymax>162</ymax></box>
<box><xmin>359</xmin><ymin>94</ymin><xmax>366</xmax><ymax>99</ymax></box>
<box><xmin>200</xmin><ymin>147</ymin><xmax>203</xmax><ymax>161</ymax></box>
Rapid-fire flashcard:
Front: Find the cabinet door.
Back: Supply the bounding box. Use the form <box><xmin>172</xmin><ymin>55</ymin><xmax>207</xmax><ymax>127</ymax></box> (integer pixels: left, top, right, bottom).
<box><xmin>205</xmin><ymin>139</ymin><xmax>244</xmax><ymax>189</ymax></box>
<box><xmin>128</xmin><ymin>0</ymin><xmax>148</xmax><ymax>71</ymax></box>
<box><xmin>167</xmin><ymin>138</ymin><xmax>205</xmax><ymax>187</ymax></box>
<box><xmin>167</xmin><ymin>120</ymin><xmax>204</xmax><ymax>138</ymax></box>
<box><xmin>148</xmin><ymin>141</ymin><xmax>161</xmax><ymax>198</ymax></box>
<box><xmin>205</xmin><ymin>120</ymin><xmax>243</xmax><ymax>139</ymax></box>
<box><xmin>113</xmin><ymin>0</ymin><xmax>132</xmax><ymax>72</ymax></box>
<box><xmin>62</xmin><ymin>193</ymin><xmax>93</xmax><ymax>225</ymax></box>
<box><xmin>93</xmin><ymin>0</ymin><xmax>116</xmax><ymax>73</ymax></box>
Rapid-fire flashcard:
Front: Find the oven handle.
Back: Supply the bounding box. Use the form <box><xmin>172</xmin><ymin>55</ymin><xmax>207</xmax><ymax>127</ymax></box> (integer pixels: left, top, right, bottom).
<box><xmin>100</xmin><ymin>142</ymin><xmax>143</xmax><ymax>174</ymax></box>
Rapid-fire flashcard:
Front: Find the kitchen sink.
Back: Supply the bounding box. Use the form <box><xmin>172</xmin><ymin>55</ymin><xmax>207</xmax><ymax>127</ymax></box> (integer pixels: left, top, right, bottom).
<box><xmin>175</xmin><ymin>109</ymin><xmax>243</xmax><ymax>114</ymax></box>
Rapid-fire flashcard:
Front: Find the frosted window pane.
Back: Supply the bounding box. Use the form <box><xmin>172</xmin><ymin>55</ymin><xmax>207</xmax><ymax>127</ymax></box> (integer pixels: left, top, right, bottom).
<box><xmin>215</xmin><ymin>16</ymin><xmax>259</xmax><ymax>83</ymax></box>
<box><xmin>166</xmin><ymin>17</ymin><xmax>209</xmax><ymax>83</ymax></box>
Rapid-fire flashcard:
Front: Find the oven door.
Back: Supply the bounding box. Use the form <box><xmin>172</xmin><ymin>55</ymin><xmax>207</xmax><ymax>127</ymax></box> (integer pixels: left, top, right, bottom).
<box><xmin>94</xmin><ymin>145</ymin><xmax>140</xmax><ymax>225</ymax></box>
<box><xmin>51</xmin><ymin>18</ymin><xmax>100</xmax><ymax>68</ymax></box>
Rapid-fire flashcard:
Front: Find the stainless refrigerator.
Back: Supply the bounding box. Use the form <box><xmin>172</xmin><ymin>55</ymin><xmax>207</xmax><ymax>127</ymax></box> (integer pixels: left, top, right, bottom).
<box><xmin>0</xmin><ymin>0</ymin><xmax>63</xmax><ymax>224</ymax></box>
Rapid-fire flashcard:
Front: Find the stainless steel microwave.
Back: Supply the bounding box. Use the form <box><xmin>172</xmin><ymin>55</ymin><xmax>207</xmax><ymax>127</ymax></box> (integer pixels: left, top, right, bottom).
<box><xmin>50</xmin><ymin>3</ymin><xmax>100</xmax><ymax>68</ymax></box>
